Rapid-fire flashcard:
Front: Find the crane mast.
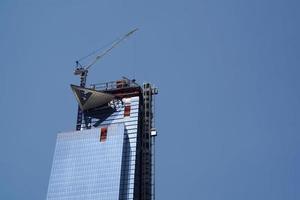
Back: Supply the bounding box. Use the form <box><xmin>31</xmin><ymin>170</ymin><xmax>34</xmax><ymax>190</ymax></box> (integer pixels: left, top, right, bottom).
<box><xmin>74</xmin><ymin>28</ymin><xmax>138</xmax><ymax>130</ymax></box>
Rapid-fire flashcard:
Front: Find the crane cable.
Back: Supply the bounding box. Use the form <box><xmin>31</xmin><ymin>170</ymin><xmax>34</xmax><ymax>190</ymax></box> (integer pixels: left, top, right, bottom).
<box><xmin>76</xmin><ymin>28</ymin><xmax>138</xmax><ymax>71</ymax></box>
<box><xmin>77</xmin><ymin>38</ymin><xmax>120</xmax><ymax>62</ymax></box>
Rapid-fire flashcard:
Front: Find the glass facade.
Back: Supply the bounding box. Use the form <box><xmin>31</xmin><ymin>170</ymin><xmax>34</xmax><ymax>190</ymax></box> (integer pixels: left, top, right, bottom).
<box><xmin>46</xmin><ymin>124</ymin><xmax>125</xmax><ymax>200</ymax></box>
<box><xmin>47</xmin><ymin>96</ymin><xmax>140</xmax><ymax>200</ymax></box>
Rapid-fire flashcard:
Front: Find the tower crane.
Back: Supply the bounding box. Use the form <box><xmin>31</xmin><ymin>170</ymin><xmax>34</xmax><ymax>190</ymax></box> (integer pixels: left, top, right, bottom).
<box><xmin>74</xmin><ymin>28</ymin><xmax>138</xmax><ymax>87</ymax></box>
<box><xmin>73</xmin><ymin>28</ymin><xmax>138</xmax><ymax>130</ymax></box>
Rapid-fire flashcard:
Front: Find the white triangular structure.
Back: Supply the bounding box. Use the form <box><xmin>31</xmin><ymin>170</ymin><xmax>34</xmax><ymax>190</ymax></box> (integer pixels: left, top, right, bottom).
<box><xmin>71</xmin><ymin>84</ymin><xmax>115</xmax><ymax>111</ymax></box>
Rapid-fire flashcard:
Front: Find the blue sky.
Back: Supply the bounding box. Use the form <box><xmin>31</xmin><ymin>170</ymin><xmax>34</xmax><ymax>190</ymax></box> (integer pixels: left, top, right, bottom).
<box><xmin>0</xmin><ymin>0</ymin><xmax>299</xmax><ymax>199</ymax></box>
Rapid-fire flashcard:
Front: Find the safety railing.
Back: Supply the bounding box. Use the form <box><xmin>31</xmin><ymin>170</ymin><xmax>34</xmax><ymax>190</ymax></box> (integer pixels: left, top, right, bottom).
<box><xmin>90</xmin><ymin>79</ymin><xmax>139</xmax><ymax>91</ymax></box>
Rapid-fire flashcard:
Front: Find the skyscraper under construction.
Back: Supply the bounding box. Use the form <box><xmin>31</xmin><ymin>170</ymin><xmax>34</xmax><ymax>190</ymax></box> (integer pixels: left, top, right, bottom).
<box><xmin>46</xmin><ymin>78</ymin><xmax>158</xmax><ymax>200</ymax></box>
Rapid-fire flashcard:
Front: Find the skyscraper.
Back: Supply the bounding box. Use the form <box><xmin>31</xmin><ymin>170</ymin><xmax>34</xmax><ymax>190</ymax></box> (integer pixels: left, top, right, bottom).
<box><xmin>46</xmin><ymin>78</ymin><xmax>158</xmax><ymax>200</ymax></box>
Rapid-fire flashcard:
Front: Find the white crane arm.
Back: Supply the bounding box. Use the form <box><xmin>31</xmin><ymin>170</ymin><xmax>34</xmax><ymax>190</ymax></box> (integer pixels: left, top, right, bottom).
<box><xmin>85</xmin><ymin>28</ymin><xmax>138</xmax><ymax>70</ymax></box>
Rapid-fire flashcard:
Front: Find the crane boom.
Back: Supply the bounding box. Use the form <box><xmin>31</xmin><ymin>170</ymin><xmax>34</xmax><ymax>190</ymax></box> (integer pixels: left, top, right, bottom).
<box><xmin>86</xmin><ymin>28</ymin><xmax>138</xmax><ymax>70</ymax></box>
<box><xmin>74</xmin><ymin>28</ymin><xmax>138</xmax><ymax>84</ymax></box>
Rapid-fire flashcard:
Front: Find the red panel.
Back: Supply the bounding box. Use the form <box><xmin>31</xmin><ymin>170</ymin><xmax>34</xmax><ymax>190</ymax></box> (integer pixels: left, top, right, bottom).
<box><xmin>100</xmin><ymin>127</ymin><xmax>108</xmax><ymax>142</ymax></box>
<box><xmin>124</xmin><ymin>105</ymin><xmax>131</xmax><ymax>117</ymax></box>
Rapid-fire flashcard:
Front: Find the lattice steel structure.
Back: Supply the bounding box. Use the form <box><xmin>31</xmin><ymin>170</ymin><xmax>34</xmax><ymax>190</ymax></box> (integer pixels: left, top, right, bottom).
<box><xmin>46</xmin><ymin>78</ymin><xmax>158</xmax><ymax>200</ymax></box>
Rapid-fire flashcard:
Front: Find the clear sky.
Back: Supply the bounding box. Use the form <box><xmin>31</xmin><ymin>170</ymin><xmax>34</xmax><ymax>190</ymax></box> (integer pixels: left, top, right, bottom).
<box><xmin>0</xmin><ymin>0</ymin><xmax>299</xmax><ymax>199</ymax></box>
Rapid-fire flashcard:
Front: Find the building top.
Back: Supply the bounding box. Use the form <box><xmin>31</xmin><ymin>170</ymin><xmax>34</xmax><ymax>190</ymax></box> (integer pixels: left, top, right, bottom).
<box><xmin>71</xmin><ymin>78</ymin><xmax>144</xmax><ymax>112</ymax></box>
